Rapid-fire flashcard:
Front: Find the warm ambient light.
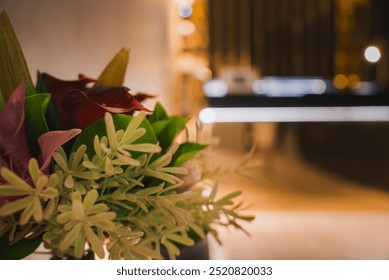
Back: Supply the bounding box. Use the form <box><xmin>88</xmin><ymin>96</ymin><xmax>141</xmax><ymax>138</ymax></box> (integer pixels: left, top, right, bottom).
<box><xmin>364</xmin><ymin>46</ymin><xmax>381</xmax><ymax>63</ymax></box>
<box><xmin>333</xmin><ymin>74</ymin><xmax>348</xmax><ymax>90</ymax></box>
<box><xmin>199</xmin><ymin>107</ymin><xmax>389</xmax><ymax>123</ymax></box>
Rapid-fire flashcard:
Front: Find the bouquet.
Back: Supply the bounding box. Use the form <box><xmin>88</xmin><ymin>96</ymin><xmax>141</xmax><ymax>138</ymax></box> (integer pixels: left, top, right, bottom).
<box><xmin>0</xmin><ymin>11</ymin><xmax>253</xmax><ymax>260</ymax></box>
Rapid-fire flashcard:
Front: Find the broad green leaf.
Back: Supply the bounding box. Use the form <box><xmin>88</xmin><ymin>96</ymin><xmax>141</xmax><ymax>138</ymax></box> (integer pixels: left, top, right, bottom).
<box><xmin>71</xmin><ymin>114</ymin><xmax>158</xmax><ymax>157</ymax></box>
<box><xmin>148</xmin><ymin>103</ymin><xmax>189</xmax><ymax>150</ymax></box>
<box><xmin>148</xmin><ymin>102</ymin><xmax>168</xmax><ymax>123</ymax></box>
<box><xmin>0</xmin><ymin>233</ymin><xmax>42</xmax><ymax>260</ymax></box>
<box><xmin>35</xmin><ymin>73</ymin><xmax>62</xmax><ymax>130</ymax></box>
<box><xmin>171</xmin><ymin>142</ymin><xmax>207</xmax><ymax>167</ymax></box>
<box><xmin>158</xmin><ymin>116</ymin><xmax>189</xmax><ymax>150</ymax></box>
<box><xmin>24</xmin><ymin>93</ymin><xmax>51</xmax><ymax>156</ymax></box>
<box><xmin>94</xmin><ymin>48</ymin><xmax>129</xmax><ymax>87</ymax></box>
<box><xmin>0</xmin><ymin>11</ymin><xmax>35</xmax><ymax>101</ymax></box>
<box><xmin>151</xmin><ymin>119</ymin><xmax>172</xmax><ymax>138</ymax></box>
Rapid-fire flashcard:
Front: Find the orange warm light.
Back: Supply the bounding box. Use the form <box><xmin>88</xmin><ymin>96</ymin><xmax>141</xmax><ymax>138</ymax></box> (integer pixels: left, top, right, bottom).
<box><xmin>333</xmin><ymin>74</ymin><xmax>349</xmax><ymax>90</ymax></box>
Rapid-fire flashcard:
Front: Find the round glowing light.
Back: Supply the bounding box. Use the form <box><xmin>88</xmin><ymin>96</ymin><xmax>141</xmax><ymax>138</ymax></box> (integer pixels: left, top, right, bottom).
<box><xmin>177</xmin><ymin>20</ymin><xmax>195</xmax><ymax>36</ymax></box>
<box><xmin>199</xmin><ymin>108</ymin><xmax>216</xmax><ymax>124</ymax></box>
<box><xmin>364</xmin><ymin>46</ymin><xmax>381</xmax><ymax>63</ymax></box>
<box><xmin>203</xmin><ymin>79</ymin><xmax>228</xmax><ymax>97</ymax></box>
<box><xmin>333</xmin><ymin>74</ymin><xmax>348</xmax><ymax>90</ymax></box>
<box><xmin>311</xmin><ymin>79</ymin><xmax>327</xmax><ymax>94</ymax></box>
<box><xmin>178</xmin><ymin>4</ymin><xmax>193</xmax><ymax>18</ymax></box>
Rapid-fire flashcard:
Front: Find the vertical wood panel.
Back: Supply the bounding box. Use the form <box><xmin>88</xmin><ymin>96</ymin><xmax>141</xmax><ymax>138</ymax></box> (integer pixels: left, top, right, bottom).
<box><xmin>291</xmin><ymin>0</ymin><xmax>305</xmax><ymax>75</ymax></box>
<box><xmin>209</xmin><ymin>0</ymin><xmax>224</xmax><ymax>74</ymax></box>
<box><xmin>252</xmin><ymin>0</ymin><xmax>267</xmax><ymax>75</ymax></box>
<box><xmin>208</xmin><ymin>0</ymin><xmax>336</xmax><ymax>78</ymax></box>
<box><xmin>225</xmin><ymin>0</ymin><xmax>238</xmax><ymax>66</ymax></box>
<box><xmin>239</xmin><ymin>0</ymin><xmax>251</xmax><ymax>66</ymax></box>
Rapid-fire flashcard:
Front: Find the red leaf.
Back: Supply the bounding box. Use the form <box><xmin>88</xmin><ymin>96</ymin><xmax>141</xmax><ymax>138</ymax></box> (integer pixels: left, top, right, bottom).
<box><xmin>61</xmin><ymin>87</ymin><xmax>151</xmax><ymax>129</ymax></box>
<box><xmin>134</xmin><ymin>92</ymin><xmax>155</xmax><ymax>103</ymax></box>
<box><xmin>40</xmin><ymin>73</ymin><xmax>94</xmax><ymax>128</ymax></box>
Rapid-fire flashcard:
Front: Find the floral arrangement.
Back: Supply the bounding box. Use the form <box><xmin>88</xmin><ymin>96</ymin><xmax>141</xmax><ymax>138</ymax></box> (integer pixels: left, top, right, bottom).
<box><xmin>0</xmin><ymin>11</ymin><xmax>253</xmax><ymax>260</ymax></box>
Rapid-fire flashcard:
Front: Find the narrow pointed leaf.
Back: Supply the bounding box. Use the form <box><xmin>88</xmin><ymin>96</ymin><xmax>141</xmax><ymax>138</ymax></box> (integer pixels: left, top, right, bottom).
<box><xmin>71</xmin><ymin>114</ymin><xmax>157</xmax><ymax>158</ymax></box>
<box><xmin>83</xmin><ymin>225</ymin><xmax>105</xmax><ymax>258</ymax></box>
<box><xmin>94</xmin><ymin>48</ymin><xmax>129</xmax><ymax>87</ymax></box>
<box><xmin>0</xmin><ymin>196</ymin><xmax>33</xmax><ymax>216</ymax></box>
<box><xmin>0</xmin><ymin>11</ymin><xmax>35</xmax><ymax>101</ymax></box>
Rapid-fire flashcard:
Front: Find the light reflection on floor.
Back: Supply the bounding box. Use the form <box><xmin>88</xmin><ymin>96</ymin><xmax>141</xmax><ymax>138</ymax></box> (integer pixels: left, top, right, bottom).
<box><xmin>207</xmin><ymin>148</ymin><xmax>389</xmax><ymax>259</ymax></box>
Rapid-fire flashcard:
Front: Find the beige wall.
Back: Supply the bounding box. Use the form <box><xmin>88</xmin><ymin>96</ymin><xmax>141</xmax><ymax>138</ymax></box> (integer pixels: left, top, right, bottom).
<box><xmin>0</xmin><ymin>0</ymin><xmax>172</xmax><ymax>109</ymax></box>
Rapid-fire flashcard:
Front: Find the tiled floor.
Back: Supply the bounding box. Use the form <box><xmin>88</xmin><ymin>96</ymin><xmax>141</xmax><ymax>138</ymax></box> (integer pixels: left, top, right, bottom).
<box><xmin>207</xmin><ymin>148</ymin><xmax>389</xmax><ymax>259</ymax></box>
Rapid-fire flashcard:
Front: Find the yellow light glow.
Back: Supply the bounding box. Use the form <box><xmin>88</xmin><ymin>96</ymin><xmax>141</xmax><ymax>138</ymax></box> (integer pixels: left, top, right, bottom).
<box><xmin>333</xmin><ymin>74</ymin><xmax>348</xmax><ymax>90</ymax></box>
<box><xmin>195</xmin><ymin>67</ymin><xmax>212</xmax><ymax>81</ymax></box>
<box><xmin>364</xmin><ymin>46</ymin><xmax>381</xmax><ymax>63</ymax></box>
<box><xmin>348</xmin><ymin>74</ymin><xmax>361</xmax><ymax>89</ymax></box>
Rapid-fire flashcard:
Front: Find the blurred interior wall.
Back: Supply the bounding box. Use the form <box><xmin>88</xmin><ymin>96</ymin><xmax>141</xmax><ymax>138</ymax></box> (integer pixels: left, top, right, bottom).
<box><xmin>0</xmin><ymin>0</ymin><xmax>172</xmax><ymax>109</ymax></box>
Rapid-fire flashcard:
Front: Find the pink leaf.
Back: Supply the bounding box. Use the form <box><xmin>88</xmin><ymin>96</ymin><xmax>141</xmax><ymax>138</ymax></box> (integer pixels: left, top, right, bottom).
<box><xmin>37</xmin><ymin>129</ymin><xmax>81</xmax><ymax>173</ymax></box>
<box><xmin>0</xmin><ymin>81</ymin><xmax>31</xmax><ymax>177</ymax></box>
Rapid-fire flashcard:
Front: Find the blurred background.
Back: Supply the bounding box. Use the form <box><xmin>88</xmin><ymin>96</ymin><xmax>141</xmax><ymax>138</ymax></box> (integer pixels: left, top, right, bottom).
<box><xmin>2</xmin><ymin>0</ymin><xmax>389</xmax><ymax>259</ymax></box>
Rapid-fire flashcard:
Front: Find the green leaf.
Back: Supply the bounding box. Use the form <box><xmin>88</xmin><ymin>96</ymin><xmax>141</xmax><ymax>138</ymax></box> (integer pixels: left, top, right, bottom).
<box><xmin>163</xmin><ymin>240</ymin><xmax>180</xmax><ymax>260</ymax></box>
<box><xmin>148</xmin><ymin>102</ymin><xmax>168</xmax><ymax>123</ymax></box>
<box><xmin>71</xmin><ymin>114</ymin><xmax>158</xmax><ymax>158</ymax></box>
<box><xmin>24</xmin><ymin>93</ymin><xmax>51</xmax><ymax>156</ymax></box>
<box><xmin>35</xmin><ymin>73</ymin><xmax>62</xmax><ymax>131</ymax></box>
<box><xmin>94</xmin><ymin>48</ymin><xmax>129</xmax><ymax>87</ymax></box>
<box><xmin>171</xmin><ymin>142</ymin><xmax>207</xmax><ymax>167</ymax></box>
<box><xmin>0</xmin><ymin>232</ymin><xmax>42</xmax><ymax>260</ymax></box>
<box><xmin>217</xmin><ymin>191</ymin><xmax>242</xmax><ymax>204</ymax></box>
<box><xmin>158</xmin><ymin>116</ymin><xmax>189</xmax><ymax>150</ymax></box>
<box><xmin>148</xmin><ymin>103</ymin><xmax>189</xmax><ymax>150</ymax></box>
<box><xmin>151</xmin><ymin>119</ymin><xmax>172</xmax><ymax>138</ymax></box>
<box><xmin>131</xmin><ymin>246</ymin><xmax>161</xmax><ymax>260</ymax></box>
<box><xmin>0</xmin><ymin>11</ymin><xmax>35</xmax><ymax>101</ymax></box>
<box><xmin>167</xmin><ymin>234</ymin><xmax>195</xmax><ymax>247</ymax></box>
<box><xmin>188</xmin><ymin>223</ymin><xmax>206</xmax><ymax>240</ymax></box>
